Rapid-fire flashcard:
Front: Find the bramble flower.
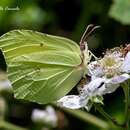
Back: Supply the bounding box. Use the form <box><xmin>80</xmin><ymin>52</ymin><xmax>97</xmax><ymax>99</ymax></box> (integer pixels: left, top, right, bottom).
<box><xmin>58</xmin><ymin>77</ymin><xmax>106</xmax><ymax>111</ymax></box>
<box><xmin>0</xmin><ymin>71</ymin><xmax>12</xmax><ymax>91</ymax></box>
<box><xmin>31</xmin><ymin>106</ymin><xmax>58</xmax><ymax>127</ymax></box>
<box><xmin>87</xmin><ymin>49</ymin><xmax>130</xmax><ymax>94</ymax></box>
<box><xmin>0</xmin><ymin>80</ymin><xmax>12</xmax><ymax>91</ymax></box>
<box><xmin>57</xmin><ymin>46</ymin><xmax>130</xmax><ymax>110</ymax></box>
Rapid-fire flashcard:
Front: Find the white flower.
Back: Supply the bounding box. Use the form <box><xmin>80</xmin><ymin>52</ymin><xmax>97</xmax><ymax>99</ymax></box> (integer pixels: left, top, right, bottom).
<box><xmin>57</xmin><ymin>49</ymin><xmax>130</xmax><ymax>110</ymax></box>
<box><xmin>57</xmin><ymin>78</ymin><xmax>105</xmax><ymax>111</ymax></box>
<box><xmin>86</xmin><ymin>50</ymin><xmax>130</xmax><ymax>95</ymax></box>
<box><xmin>31</xmin><ymin>106</ymin><xmax>58</xmax><ymax>127</ymax></box>
<box><xmin>57</xmin><ymin>95</ymin><xmax>88</xmax><ymax>109</ymax></box>
<box><xmin>88</xmin><ymin>50</ymin><xmax>130</xmax><ymax>83</ymax></box>
<box><xmin>88</xmin><ymin>50</ymin><xmax>124</xmax><ymax>78</ymax></box>
<box><xmin>0</xmin><ymin>72</ymin><xmax>12</xmax><ymax>91</ymax></box>
<box><xmin>0</xmin><ymin>80</ymin><xmax>12</xmax><ymax>91</ymax></box>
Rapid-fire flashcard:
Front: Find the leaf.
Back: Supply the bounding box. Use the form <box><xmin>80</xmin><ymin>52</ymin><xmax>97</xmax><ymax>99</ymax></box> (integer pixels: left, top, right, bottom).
<box><xmin>0</xmin><ymin>30</ymin><xmax>86</xmax><ymax>104</ymax></box>
<box><xmin>109</xmin><ymin>0</ymin><xmax>130</xmax><ymax>25</ymax></box>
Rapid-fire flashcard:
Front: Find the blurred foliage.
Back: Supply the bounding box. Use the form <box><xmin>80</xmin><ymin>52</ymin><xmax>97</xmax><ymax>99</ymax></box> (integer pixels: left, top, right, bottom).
<box><xmin>109</xmin><ymin>0</ymin><xmax>130</xmax><ymax>25</ymax></box>
<box><xmin>0</xmin><ymin>0</ymin><xmax>55</xmax><ymax>31</ymax></box>
<box><xmin>0</xmin><ymin>0</ymin><xmax>130</xmax><ymax>130</ymax></box>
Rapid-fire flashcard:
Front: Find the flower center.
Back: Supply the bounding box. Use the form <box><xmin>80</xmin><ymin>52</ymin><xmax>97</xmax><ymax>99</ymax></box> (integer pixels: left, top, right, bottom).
<box><xmin>99</xmin><ymin>54</ymin><xmax>123</xmax><ymax>78</ymax></box>
<box><xmin>100</xmin><ymin>56</ymin><xmax>117</xmax><ymax>67</ymax></box>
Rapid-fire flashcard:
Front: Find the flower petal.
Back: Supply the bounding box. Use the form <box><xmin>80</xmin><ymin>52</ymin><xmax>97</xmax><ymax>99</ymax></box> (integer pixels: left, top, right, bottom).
<box><xmin>101</xmin><ymin>83</ymin><xmax>119</xmax><ymax>95</ymax></box>
<box><xmin>0</xmin><ymin>80</ymin><xmax>12</xmax><ymax>91</ymax></box>
<box><xmin>100</xmin><ymin>73</ymin><xmax>130</xmax><ymax>95</ymax></box>
<box><xmin>82</xmin><ymin>78</ymin><xmax>105</xmax><ymax>97</ymax></box>
<box><xmin>57</xmin><ymin>95</ymin><xmax>87</xmax><ymax>109</ymax></box>
<box><xmin>121</xmin><ymin>52</ymin><xmax>130</xmax><ymax>73</ymax></box>
<box><xmin>31</xmin><ymin>108</ymin><xmax>57</xmax><ymax>127</ymax></box>
<box><xmin>31</xmin><ymin>109</ymin><xmax>47</xmax><ymax>122</ymax></box>
<box><xmin>108</xmin><ymin>73</ymin><xmax>130</xmax><ymax>84</ymax></box>
<box><xmin>88</xmin><ymin>61</ymin><xmax>104</xmax><ymax>78</ymax></box>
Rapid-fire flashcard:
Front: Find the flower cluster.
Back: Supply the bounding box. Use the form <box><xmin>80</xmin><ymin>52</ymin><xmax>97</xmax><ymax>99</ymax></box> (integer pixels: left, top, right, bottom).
<box><xmin>31</xmin><ymin>106</ymin><xmax>58</xmax><ymax>127</ymax></box>
<box><xmin>57</xmin><ymin>46</ymin><xmax>130</xmax><ymax>111</ymax></box>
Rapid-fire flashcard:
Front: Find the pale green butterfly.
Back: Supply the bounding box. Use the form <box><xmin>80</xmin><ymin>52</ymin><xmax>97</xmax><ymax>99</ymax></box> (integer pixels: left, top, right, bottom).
<box><xmin>0</xmin><ymin>25</ymin><xmax>99</xmax><ymax>104</ymax></box>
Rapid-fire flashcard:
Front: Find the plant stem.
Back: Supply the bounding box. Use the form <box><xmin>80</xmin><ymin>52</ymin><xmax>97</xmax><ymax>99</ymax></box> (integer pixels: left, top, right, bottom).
<box><xmin>123</xmin><ymin>82</ymin><xmax>130</xmax><ymax>130</ymax></box>
<box><xmin>53</xmin><ymin>103</ymin><xmax>109</xmax><ymax>129</ymax></box>
<box><xmin>63</xmin><ymin>108</ymin><xmax>109</xmax><ymax>129</ymax></box>
<box><xmin>94</xmin><ymin>104</ymin><xmax>124</xmax><ymax>128</ymax></box>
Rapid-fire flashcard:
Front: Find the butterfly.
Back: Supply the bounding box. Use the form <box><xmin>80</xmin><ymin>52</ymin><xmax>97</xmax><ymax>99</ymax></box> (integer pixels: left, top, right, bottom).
<box><xmin>0</xmin><ymin>24</ymin><xmax>99</xmax><ymax>104</ymax></box>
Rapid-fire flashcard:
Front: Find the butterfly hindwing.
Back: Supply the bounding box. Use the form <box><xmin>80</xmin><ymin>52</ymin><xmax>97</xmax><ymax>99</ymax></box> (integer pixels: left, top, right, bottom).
<box><xmin>0</xmin><ymin>30</ymin><xmax>85</xmax><ymax>104</ymax></box>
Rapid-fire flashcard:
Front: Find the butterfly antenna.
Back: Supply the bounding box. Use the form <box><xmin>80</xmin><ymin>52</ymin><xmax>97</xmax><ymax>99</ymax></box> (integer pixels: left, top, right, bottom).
<box><xmin>80</xmin><ymin>24</ymin><xmax>94</xmax><ymax>44</ymax></box>
<box><xmin>80</xmin><ymin>24</ymin><xmax>100</xmax><ymax>51</ymax></box>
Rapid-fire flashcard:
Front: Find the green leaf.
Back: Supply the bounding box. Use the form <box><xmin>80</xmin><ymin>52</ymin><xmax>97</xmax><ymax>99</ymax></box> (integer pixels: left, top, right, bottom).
<box><xmin>0</xmin><ymin>30</ymin><xmax>86</xmax><ymax>104</ymax></box>
<box><xmin>109</xmin><ymin>0</ymin><xmax>130</xmax><ymax>25</ymax></box>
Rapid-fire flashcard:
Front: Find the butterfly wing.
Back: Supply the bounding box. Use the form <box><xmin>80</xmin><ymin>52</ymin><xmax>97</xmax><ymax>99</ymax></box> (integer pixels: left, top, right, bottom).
<box><xmin>0</xmin><ymin>30</ymin><xmax>86</xmax><ymax>104</ymax></box>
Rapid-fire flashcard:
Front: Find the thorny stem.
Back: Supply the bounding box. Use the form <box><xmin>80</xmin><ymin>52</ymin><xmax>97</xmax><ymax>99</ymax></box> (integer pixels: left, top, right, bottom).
<box><xmin>94</xmin><ymin>104</ymin><xmax>125</xmax><ymax>128</ymax></box>
<box><xmin>123</xmin><ymin>82</ymin><xmax>130</xmax><ymax>130</ymax></box>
